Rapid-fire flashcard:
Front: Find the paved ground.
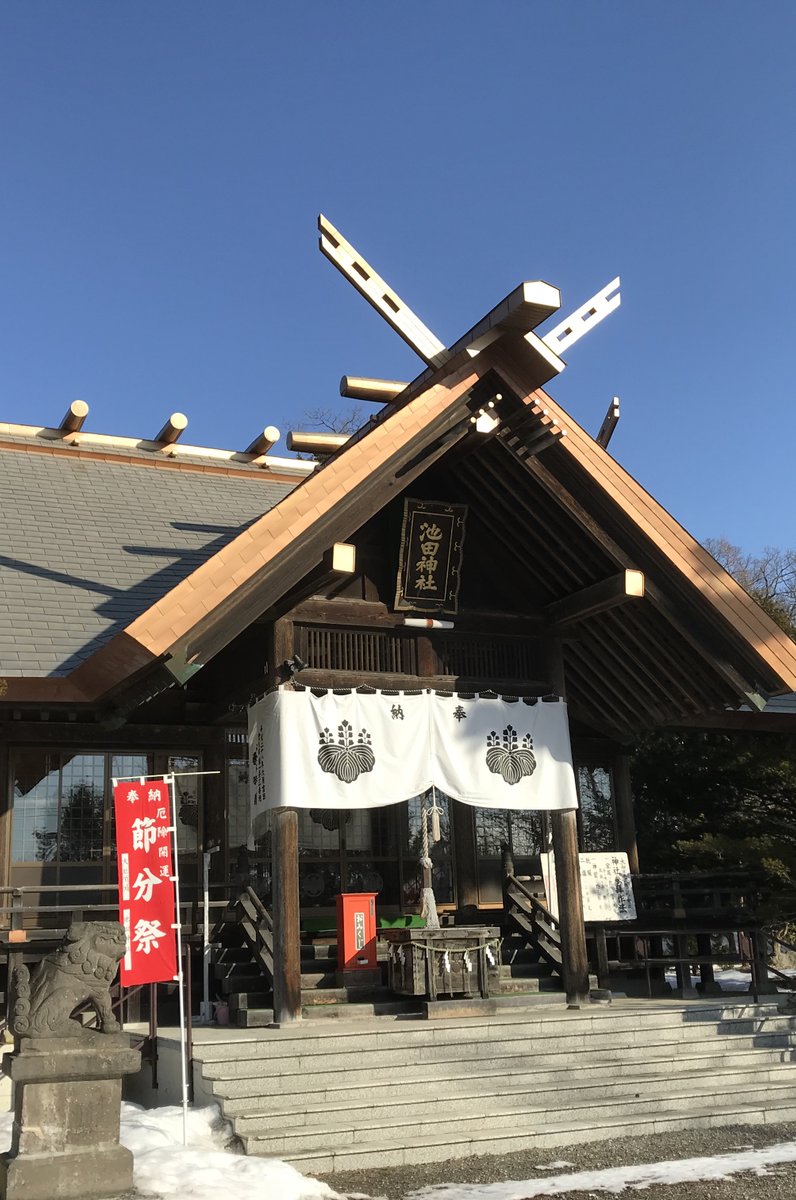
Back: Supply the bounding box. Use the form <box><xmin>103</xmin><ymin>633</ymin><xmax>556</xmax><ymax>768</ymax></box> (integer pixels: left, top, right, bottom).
<box><xmin>317</xmin><ymin>1120</ymin><xmax>796</xmax><ymax>1199</ymax></box>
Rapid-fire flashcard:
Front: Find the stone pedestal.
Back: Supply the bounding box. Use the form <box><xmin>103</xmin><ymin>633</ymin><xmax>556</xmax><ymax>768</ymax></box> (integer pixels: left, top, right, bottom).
<box><xmin>0</xmin><ymin>1034</ymin><xmax>141</xmax><ymax>1200</ymax></box>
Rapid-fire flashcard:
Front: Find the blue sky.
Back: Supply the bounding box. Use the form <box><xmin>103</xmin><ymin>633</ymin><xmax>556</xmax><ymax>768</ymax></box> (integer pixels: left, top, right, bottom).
<box><xmin>2</xmin><ymin>2</ymin><xmax>795</xmax><ymax>553</ymax></box>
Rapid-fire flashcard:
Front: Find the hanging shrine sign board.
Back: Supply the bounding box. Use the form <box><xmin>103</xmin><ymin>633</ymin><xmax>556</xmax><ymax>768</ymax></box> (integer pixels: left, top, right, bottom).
<box><xmin>394</xmin><ymin>498</ymin><xmax>467</xmax><ymax>613</ymax></box>
<box><xmin>113</xmin><ymin>778</ymin><xmax>178</xmax><ymax>986</ymax></box>
<box><xmin>248</xmin><ymin>689</ymin><xmax>578</xmax><ymax>842</ymax></box>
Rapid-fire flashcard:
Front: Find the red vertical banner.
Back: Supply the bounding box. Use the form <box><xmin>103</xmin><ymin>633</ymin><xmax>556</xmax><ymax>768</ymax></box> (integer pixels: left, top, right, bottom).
<box><xmin>113</xmin><ymin>778</ymin><xmax>178</xmax><ymax>986</ymax></box>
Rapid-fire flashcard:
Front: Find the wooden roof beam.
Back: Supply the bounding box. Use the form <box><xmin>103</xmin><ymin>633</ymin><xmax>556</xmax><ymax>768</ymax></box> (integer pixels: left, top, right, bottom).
<box><xmin>319</xmin><ymin>214</ymin><xmax>446</xmax><ymax>366</ymax></box>
<box><xmin>596</xmin><ymin>396</ymin><xmax>620</xmax><ymax>449</ymax></box>
<box><xmin>541</xmin><ymin>278</ymin><xmax>621</xmax><ymax>356</ymax></box>
<box><xmin>445</xmin><ymin>281</ymin><xmax>561</xmax><ymax>361</ymax></box>
<box><xmin>520</xmin><ymin>452</ymin><xmax>773</xmax><ymax>707</ymax></box>
<box><xmin>340</xmin><ymin>376</ymin><xmax>409</xmax><ymax>403</ymax></box>
<box><xmin>245</xmin><ymin>425</ymin><xmax>281</xmax><ymax>456</ymax></box>
<box><xmin>155</xmin><ymin>412</ymin><xmax>188</xmax><ymax>445</ymax></box>
<box><xmin>59</xmin><ymin>400</ymin><xmax>89</xmax><ymax>433</ymax></box>
<box><xmin>545</xmin><ymin>570</ymin><xmax>645</xmax><ymax>629</ymax></box>
<box><xmin>286</xmin><ymin>431</ymin><xmax>350</xmax><ymax>456</ymax></box>
<box><xmin>319</xmin><ymin>215</ymin><xmax>564</xmax><ymax>390</ymax></box>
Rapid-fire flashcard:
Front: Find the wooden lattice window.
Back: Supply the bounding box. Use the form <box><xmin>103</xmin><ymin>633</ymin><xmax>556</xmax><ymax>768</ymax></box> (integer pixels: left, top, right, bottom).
<box><xmin>434</xmin><ymin>635</ymin><xmax>540</xmax><ymax>680</ymax></box>
<box><xmin>300</xmin><ymin>627</ymin><xmax>419</xmax><ymax>675</ymax></box>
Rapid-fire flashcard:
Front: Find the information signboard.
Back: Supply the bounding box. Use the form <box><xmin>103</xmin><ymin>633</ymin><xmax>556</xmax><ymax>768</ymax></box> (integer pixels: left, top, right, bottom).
<box><xmin>542</xmin><ymin>851</ymin><xmax>637</xmax><ymax>923</ymax></box>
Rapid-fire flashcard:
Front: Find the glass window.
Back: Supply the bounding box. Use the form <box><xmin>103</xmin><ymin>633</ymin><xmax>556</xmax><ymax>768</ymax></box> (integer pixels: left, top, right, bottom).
<box><xmin>168</xmin><ymin>754</ymin><xmax>201</xmax><ymax>855</ymax></box>
<box><xmin>344</xmin><ymin>808</ymin><xmax>396</xmax><ymax>858</ymax></box>
<box><xmin>577</xmin><ymin>765</ymin><xmax>616</xmax><ymax>851</ymax></box>
<box><xmin>227</xmin><ymin>754</ymin><xmax>251</xmax><ymax>858</ymax></box>
<box><xmin>474</xmin><ymin>810</ymin><xmax>511</xmax><ymax>858</ymax></box>
<box><xmin>109</xmin><ymin>754</ymin><xmax>151</xmax><ymax>854</ymax></box>
<box><xmin>11</xmin><ymin>749</ymin><xmax>200</xmax><ymax>865</ymax></box>
<box><xmin>58</xmin><ymin>754</ymin><xmax>105</xmax><ymax>862</ymax></box>
<box><xmin>12</xmin><ymin>751</ymin><xmax>60</xmax><ymax>862</ymax></box>
<box><xmin>11</xmin><ymin>752</ymin><xmax>105</xmax><ymax>864</ymax></box>
<box><xmin>299</xmin><ymin>810</ymin><xmax>341</xmax><ymax>856</ymax></box>
<box><xmin>474</xmin><ymin>807</ymin><xmax>543</xmax><ymax>904</ymax></box>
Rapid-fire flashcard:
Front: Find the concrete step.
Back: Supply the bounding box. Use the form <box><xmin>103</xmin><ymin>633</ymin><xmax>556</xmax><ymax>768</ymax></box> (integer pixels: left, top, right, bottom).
<box><xmin>193</xmin><ymin>1008</ymin><xmax>796</xmax><ymax>1075</ymax></box>
<box><xmin>299</xmin><ymin>971</ymin><xmax>337</xmax><ymax>989</ymax></box>
<box><xmin>234</xmin><ymin>1008</ymin><xmax>274</xmax><ymax>1028</ymax></box>
<box><xmin>496</xmin><ymin>977</ymin><xmax>541</xmax><ymax>994</ymax></box>
<box><xmin>225</xmin><ymin>1060</ymin><xmax>796</xmax><ymax>1129</ymax></box>
<box><xmin>300</xmin><ymin>985</ymin><xmax>393</xmax><ymax>1006</ymax></box>
<box><xmin>240</xmin><ymin>1078</ymin><xmax>796</xmax><ymax>1155</ymax></box>
<box><xmin>227</xmin><ymin>991</ymin><xmax>272</xmax><ymax>1011</ymax></box>
<box><xmin>300</xmin><ymin>945</ymin><xmax>338</xmax><ymax>963</ymax></box>
<box><xmin>200</xmin><ymin>1028</ymin><xmax>796</xmax><ymax>1092</ymax></box>
<box><xmin>189</xmin><ymin>998</ymin><xmax>796</xmax><ymax>1172</ymax></box>
<box><xmin>264</xmin><ymin>1097</ymin><xmax>796</xmax><ymax>1173</ymax></box>
<box><xmin>499</xmin><ymin>962</ymin><xmax>549</xmax><ymax>979</ymax></box>
<box><xmin>217</xmin><ymin>973</ymin><xmax>269</xmax><ymax>996</ymax></box>
<box><xmin>232</xmin><ymin>992</ymin><xmax>413</xmax><ymax>1026</ymax></box>
<box><xmin>212</xmin><ymin>1043</ymin><xmax>796</xmax><ymax>1107</ymax></box>
<box><xmin>300</xmin><ymin>998</ymin><xmax>421</xmax><ymax>1020</ymax></box>
<box><xmin>207</xmin><ymin>1030</ymin><xmax>796</xmax><ymax>1098</ymax></box>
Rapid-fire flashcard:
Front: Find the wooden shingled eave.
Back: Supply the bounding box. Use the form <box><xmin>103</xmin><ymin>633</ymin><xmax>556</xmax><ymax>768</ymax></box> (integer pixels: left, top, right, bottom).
<box><xmin>487</xmin><ymin>342</ymin><xmax>796</xmax><ymax>696</ymax></box>
<box><xmin>8</xmin><ymin>352</ymin><xmax>485</xmax><ymax>705</ymax></box>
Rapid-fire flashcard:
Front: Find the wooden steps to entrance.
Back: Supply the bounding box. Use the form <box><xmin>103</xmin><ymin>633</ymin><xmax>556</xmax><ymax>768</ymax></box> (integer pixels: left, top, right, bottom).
<box><xmin>191</xmin><ymin>999</ymin><xmax>796</xmax><ymax>1172</ymax></box>
<box><xmin>213</xmin><ymin>892</ymin><xmax>555</xmax><ymax>1025</ymax></box>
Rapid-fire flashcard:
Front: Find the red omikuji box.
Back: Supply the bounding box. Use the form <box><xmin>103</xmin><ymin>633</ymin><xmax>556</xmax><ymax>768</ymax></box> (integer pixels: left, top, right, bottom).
<box><xmin>336</xmin><ymin>892</ymin><xmax>377</xmax><ymax>972</ymax></box>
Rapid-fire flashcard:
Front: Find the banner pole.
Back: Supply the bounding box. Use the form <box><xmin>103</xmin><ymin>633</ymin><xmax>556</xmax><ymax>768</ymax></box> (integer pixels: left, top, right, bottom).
<box><xmin>166</xmin><ymin>773</ymin><xmax>190</xmax><ymax>1147</ymax></box>
<box><xmin>200</xmin><ymin>849</ymin><xmax>215</xmax><ymax>1022</ymax></box>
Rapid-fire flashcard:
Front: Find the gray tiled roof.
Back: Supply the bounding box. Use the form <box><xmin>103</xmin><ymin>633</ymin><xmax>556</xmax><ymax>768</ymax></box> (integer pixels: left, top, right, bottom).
<box><xmin>0</xmin><ymin>449</ymin><xmax>298</xmax><ymax>677</ymax></box>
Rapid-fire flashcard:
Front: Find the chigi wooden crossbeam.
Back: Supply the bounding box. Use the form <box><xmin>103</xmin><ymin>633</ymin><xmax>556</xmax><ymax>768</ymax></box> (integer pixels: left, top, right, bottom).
<box><xmin>319</xmin><ymin>214</ymin><xmax>447</xmax><ymax>367</ymax></box>
<box><xmin>319</xmin><ymin>214</ymin><xmax>622</xmax><ymax>397</ymax></box>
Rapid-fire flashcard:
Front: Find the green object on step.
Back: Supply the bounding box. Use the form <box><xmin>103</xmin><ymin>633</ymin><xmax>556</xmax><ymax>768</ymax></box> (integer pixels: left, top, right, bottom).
<box><xmin>377</xmin><ymin>915</ymin><xmax>426</xmax><ymax>928</ymax></box>
<box><xmin>300</xmin><ymin>914</ymin><xmax>426</xmax><ymax>933</ymax></box>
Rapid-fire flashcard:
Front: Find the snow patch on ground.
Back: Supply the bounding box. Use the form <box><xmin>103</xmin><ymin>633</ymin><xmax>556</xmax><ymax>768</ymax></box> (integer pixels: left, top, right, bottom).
<box><xmin>406</xmin><ymin>1141</ymin><xmax>796</xmax><ymax>1198</ymax></box>
<box><xmin>0</xmin><ymin>1102</ymin><xmax>344</xmax><ymax>1200</ymax></box>
<box><xmin>665</xmin><ymin>966</ymin><xmax>796</xmax><ymax>993</ymax></box>
<box><xmin>123</xmin><ymin>1101</ymin><xmax>343</xmax><ymax>1200</ymax></box>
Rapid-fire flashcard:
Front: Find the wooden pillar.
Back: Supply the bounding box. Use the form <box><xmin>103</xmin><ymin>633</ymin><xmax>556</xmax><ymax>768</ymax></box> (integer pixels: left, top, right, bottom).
<box><xmin>272</xmin><ymin>807</ymin><xmax>302</xmax><ymax>1024</ymax></box>
<box><xmin>613</xmin><ymin>754</ymin><xmax>640</xmax><ymax>874</ymax></box>
<box><xmin>547</xmin><ymin>639</ymin><xmax>590</xmax><ymax>1007</ymax></box>
<box><xmin>452</xmin><ymin>800</ymin><xmax>479</xmax><ymax>911</ymax></box>
<box><xmin>551</xmin><ymin>809</ymin><xmax>590</xmax><ymax>1006</ymax></box>
<box><xmin>0</xmin><ymin>740</ymin><xmax>11</xmax><ymax>901</ymax></box>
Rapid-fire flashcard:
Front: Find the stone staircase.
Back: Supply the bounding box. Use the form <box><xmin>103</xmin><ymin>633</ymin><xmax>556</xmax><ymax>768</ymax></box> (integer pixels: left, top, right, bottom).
<box><xmin>191</xmin><ymin>998</ymin><xmax>796</xmax><ymax>1172</ymax></box>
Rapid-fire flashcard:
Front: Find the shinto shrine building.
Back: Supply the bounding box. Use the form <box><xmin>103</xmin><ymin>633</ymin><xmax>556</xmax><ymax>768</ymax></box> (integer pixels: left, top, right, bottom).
<box><xmin>2</xmin><ymin>216</ymin><xmax>796</xmax><ymax>1022</ymax></box>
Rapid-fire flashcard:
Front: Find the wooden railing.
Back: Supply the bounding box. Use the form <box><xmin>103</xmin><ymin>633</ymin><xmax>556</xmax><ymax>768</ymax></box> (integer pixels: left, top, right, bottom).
<box><xmin>226</xmin><ymin>887</ymin><xmax>274</xmax><ymax>981</ymax></box>
<box><xmin>632</xmin><ymin>870</ymin><xmax>769</xmax><ymax>921</ymax></box>
<box><xmin>0</xmin><ymin>883</ymin><xmax>231</xmax><ymax>936</ymax></box>
<box><xmin>503</xmin><ymin>873</ymin><xmax>562</xmax><ymax>972</ymax></box>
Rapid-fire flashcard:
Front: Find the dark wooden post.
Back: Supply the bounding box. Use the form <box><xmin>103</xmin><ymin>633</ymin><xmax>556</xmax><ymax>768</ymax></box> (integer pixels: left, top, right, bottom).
<box><xmin>696</xmin><ymin>933</ymin><xmax>720</xmax><ymax>995</ymax></box>
<box><xmin>547</xmin><ymin>640</ymin><xmax>590</xmax><ymax>1008</ymax></box>
<box><xmin>272</xmin><ymin>806</ymin><xmax>302</xmax><ymax>1024</ymax></box>
<box><xmin>0</xmin><ymin>741</ymin><xmax>12</xmax><ymax>917</ymax></box>
<box><xmin>452</xmin><ymin>800</ymin><xmax>479</xmax><ymax>912</ymax></box>
<box><xmin>594</xmin><ymin>926</ymin><xmax>610</xmax><ymax>991</ymax></box>
<box><xmin>551</xmin><ymin>809</ymin><xmax>590</xmax><ymax>1006</ymax></box>
<box><xmin>613</xmin><ymin>754</ymin><xmax>640</xmax><ymax>874</ymax></box>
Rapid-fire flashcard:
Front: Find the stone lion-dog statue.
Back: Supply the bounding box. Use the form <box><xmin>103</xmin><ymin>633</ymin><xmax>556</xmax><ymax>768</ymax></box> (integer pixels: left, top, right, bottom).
<box><xmin>12</xmin><ymin>921</ymin><xmax>127</xmax><ymax>1038</ymax></box>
